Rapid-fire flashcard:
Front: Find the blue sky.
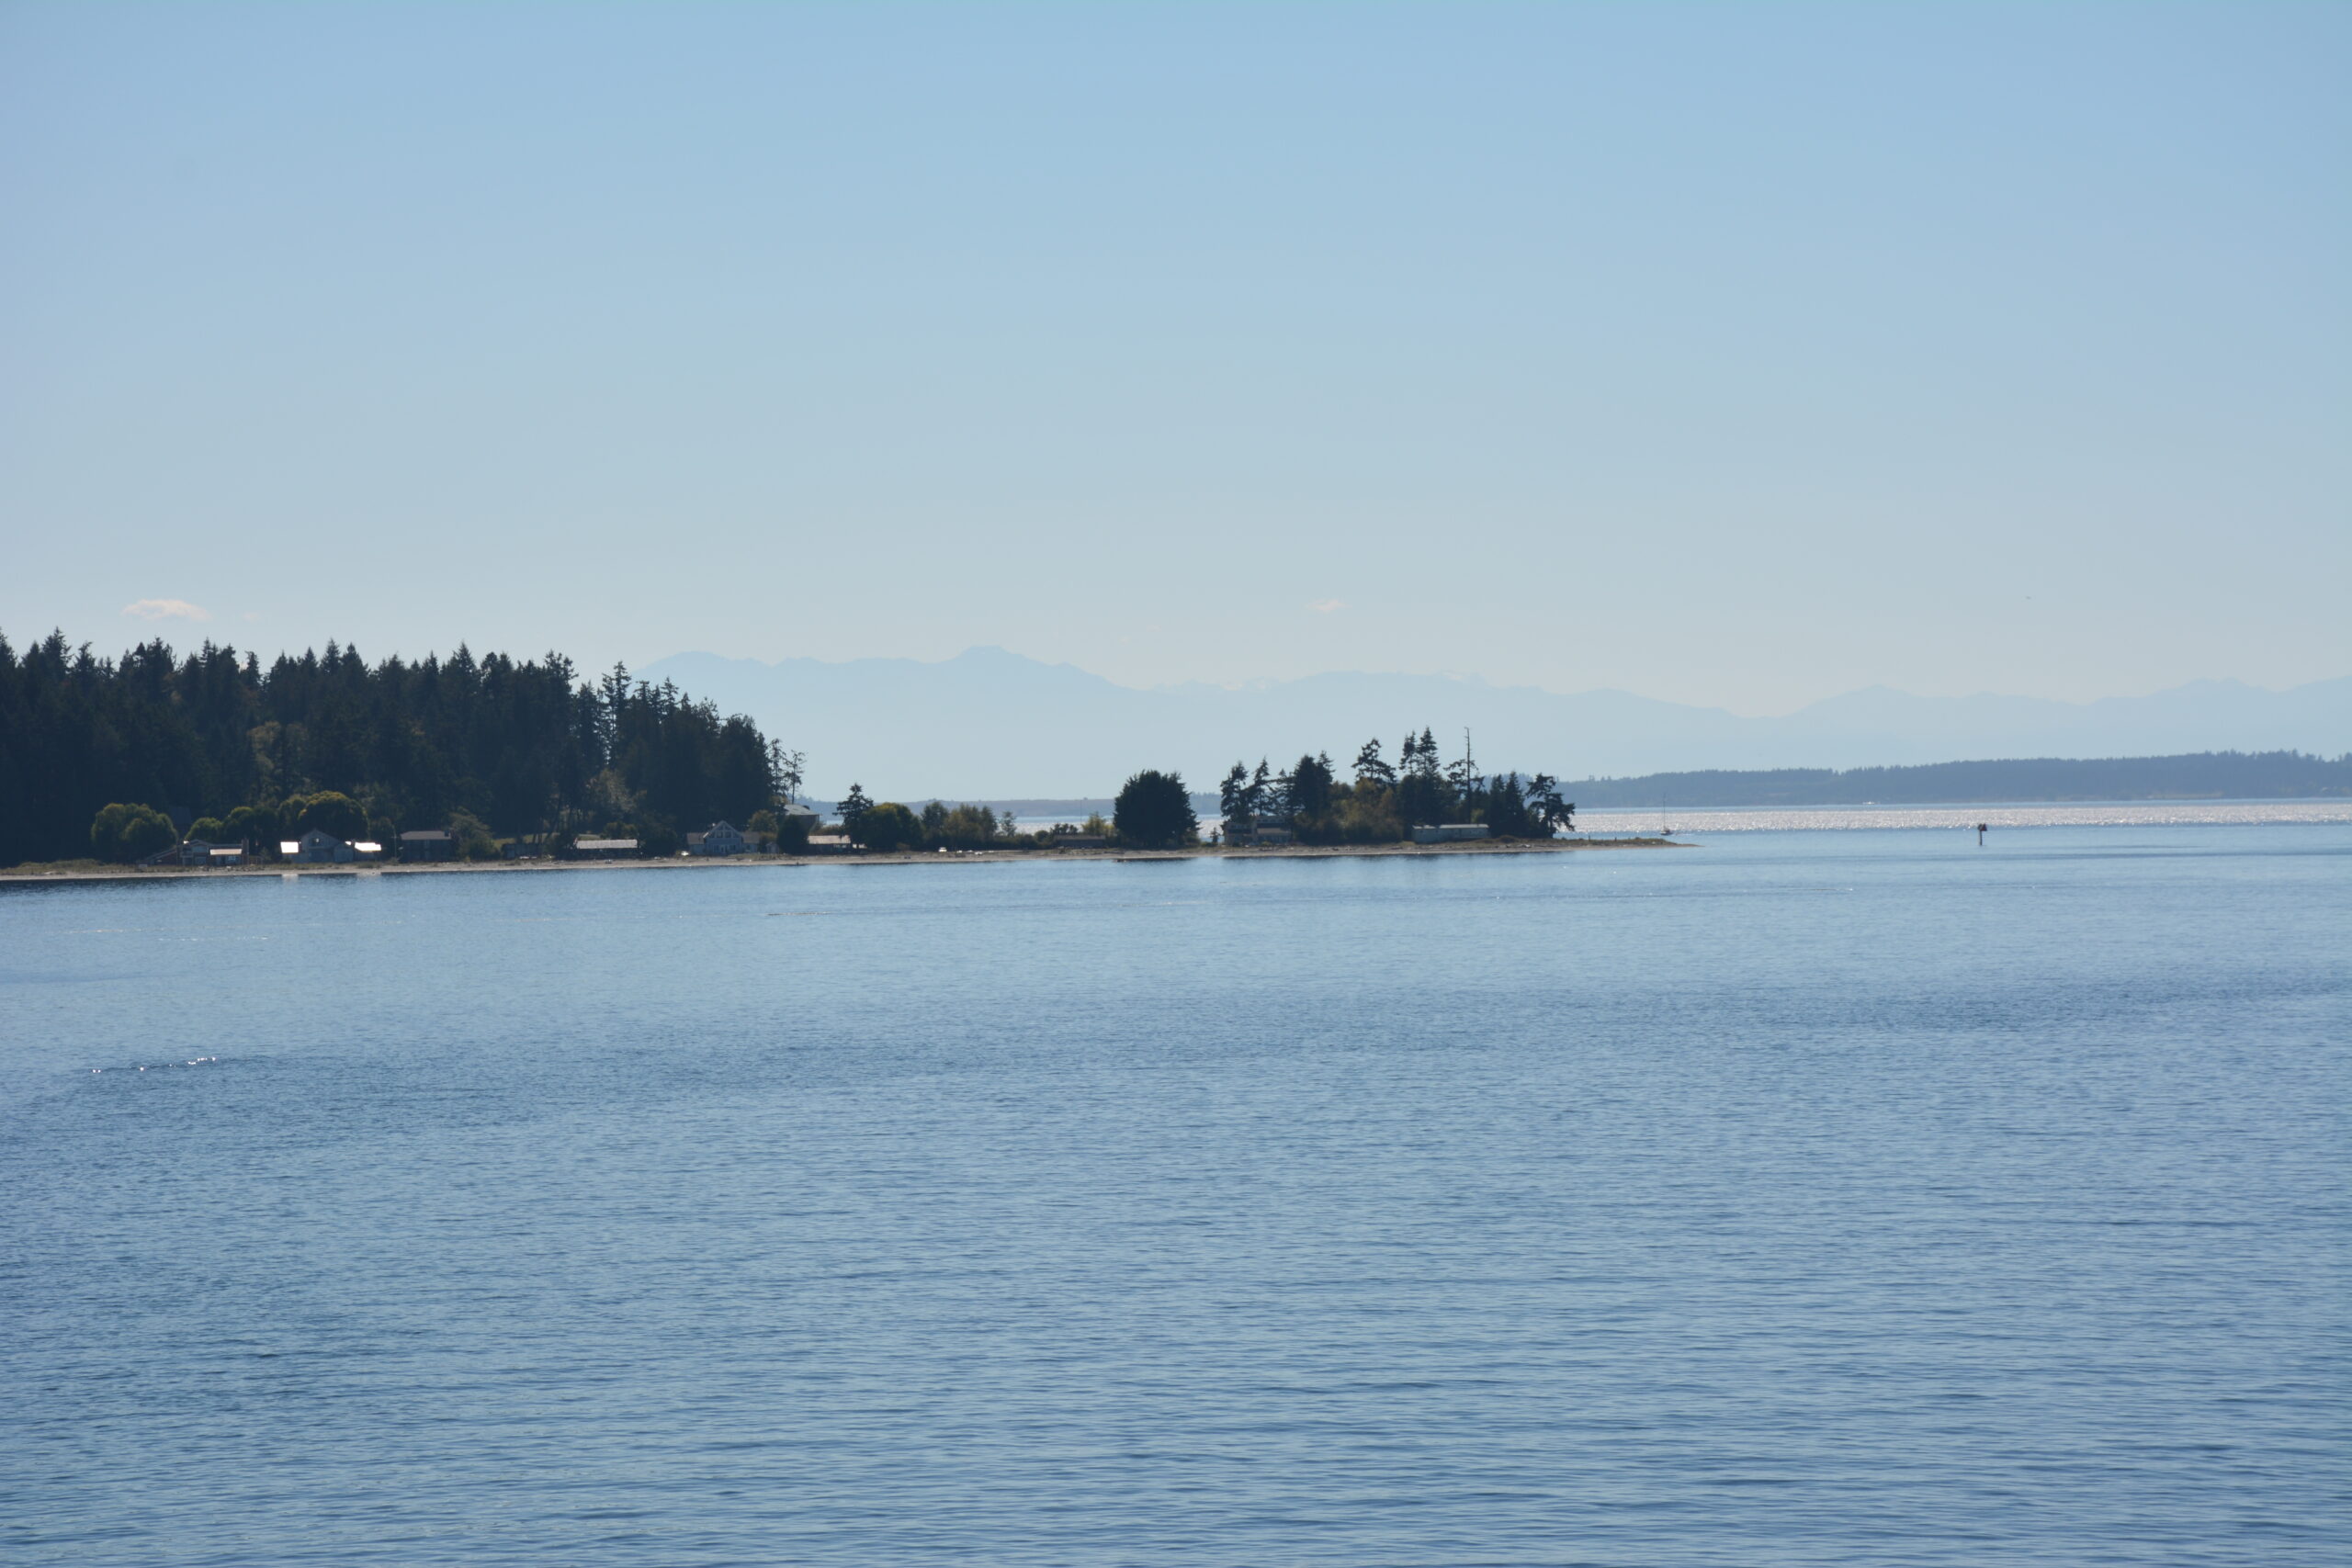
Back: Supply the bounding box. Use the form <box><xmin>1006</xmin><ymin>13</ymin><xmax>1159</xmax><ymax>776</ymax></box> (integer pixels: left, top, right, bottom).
<box><xmin>3</xmin><ymin>3</ymin><xmax>2344</xmax><ymax>713</ymax></box>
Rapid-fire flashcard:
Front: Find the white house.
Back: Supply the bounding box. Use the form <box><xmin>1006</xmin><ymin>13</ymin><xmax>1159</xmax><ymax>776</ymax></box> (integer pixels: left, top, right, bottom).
<box><xmin>1410</xmin><ymin>823</ymin><xmax>1492</xmax><ymax>844</ymax></box>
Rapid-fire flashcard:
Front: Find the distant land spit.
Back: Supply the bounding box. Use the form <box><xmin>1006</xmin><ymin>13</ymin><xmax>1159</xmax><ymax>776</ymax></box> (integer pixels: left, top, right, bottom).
<box><xmin>1560</xmin><ymin>750</ymin><xmax>2350</xmax><ymax>809</ymax></box>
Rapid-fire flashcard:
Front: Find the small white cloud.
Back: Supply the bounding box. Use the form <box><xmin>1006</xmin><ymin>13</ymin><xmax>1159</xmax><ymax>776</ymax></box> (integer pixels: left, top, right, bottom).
<box><xmin>1307</xmin><ymin>598</ymin><xmax>1345</xmax><ymax>615</ymax></box>
<box><xmin>242</xmin><ymin>611</ymin><xmax>262</xmax><ymax>623</ymax></box>
<box><xmin>122</xmin><ymin>598</ymin><xmax>210</xmax><ymax>623</ymax></box>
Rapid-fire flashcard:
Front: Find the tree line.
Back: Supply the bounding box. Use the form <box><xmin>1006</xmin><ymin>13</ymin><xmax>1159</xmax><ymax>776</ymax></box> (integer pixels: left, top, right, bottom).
<box><xmin>1218</xmin><ymin>729</ymin><xmax>1574</xmax><ymax>842</ymax></box>
<box><xmin>829</xmin><ymin>770</ymin><xmax>1200</xmax><ymax>852</ymax></box>
<box><xmin>0</xmin><ymin>627</ymin><xmax>1580</xmax><ymax>868</ymax></box>
<box><xmin>0</xmin><ymin>628</ymin><xmax>803</xmax><ymax>866</ymax></box>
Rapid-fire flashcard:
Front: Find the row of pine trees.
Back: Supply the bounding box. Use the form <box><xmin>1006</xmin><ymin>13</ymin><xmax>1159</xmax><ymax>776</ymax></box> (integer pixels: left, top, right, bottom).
<box><xmin>0</xmin><ymin>630</ymin><xmax>800</xmax><ymax>867</ymax></box>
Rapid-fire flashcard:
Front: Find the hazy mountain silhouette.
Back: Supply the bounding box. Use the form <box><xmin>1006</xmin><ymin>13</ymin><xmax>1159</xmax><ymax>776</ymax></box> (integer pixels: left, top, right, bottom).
<box><xmin>642</xmin><ymin>648</ymin><xmax>2351</xmax><ymax>799</ymax></box>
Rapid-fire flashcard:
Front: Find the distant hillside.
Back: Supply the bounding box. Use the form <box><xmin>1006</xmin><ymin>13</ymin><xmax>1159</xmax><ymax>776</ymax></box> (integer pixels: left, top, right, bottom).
<box><xmin>1564</xmin><ymin>751</ymin><xmax>2352</xmax><ymax>809</ymax></box>
<box><xmin>645</xmin><ymin>648</ymin><xmax>2352</xmax><ymax>800</ymax></box>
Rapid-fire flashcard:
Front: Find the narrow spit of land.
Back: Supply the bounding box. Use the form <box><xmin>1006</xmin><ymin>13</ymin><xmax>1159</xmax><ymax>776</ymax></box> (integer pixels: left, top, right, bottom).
<box><xmin>0</xmin><ymin>838</ymin><xmax>1680</xmax><ymax>883</ymax></box>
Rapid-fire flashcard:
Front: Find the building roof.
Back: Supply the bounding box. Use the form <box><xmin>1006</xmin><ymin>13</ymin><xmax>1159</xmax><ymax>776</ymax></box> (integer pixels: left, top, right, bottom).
<box><xmin>575</xmin><ymin>839</ymin><xmax>639</xmax><ymax>851</ymax></box>
<box><xmin>401</xmin><ymin>829</ymin><xmax>454</xmax><ymax>841</ymax></box>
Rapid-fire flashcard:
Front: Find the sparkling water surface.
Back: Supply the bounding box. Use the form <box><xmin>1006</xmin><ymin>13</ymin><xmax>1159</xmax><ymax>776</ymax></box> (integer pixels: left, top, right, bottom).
<box><xmin>4</xmin><ymin>826</ymin><xmax>2346</xmax><ymax>1565</ymax></box>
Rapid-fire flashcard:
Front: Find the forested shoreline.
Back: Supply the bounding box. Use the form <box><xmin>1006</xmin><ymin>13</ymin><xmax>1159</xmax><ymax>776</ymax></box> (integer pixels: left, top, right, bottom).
<box><xmin>0</xmin><ymin>629</ymin><xmax>798</xmax><ymax>867</ymax></box>
<box><xmin>0</xmin><ymin>630</ymin><xmax>1589</xmax><ymax>868</ymax></box>
<box><xmin>34</xmin><ymin>626</ymin><xmax>2323</xmax><ymax>873</ymax></box>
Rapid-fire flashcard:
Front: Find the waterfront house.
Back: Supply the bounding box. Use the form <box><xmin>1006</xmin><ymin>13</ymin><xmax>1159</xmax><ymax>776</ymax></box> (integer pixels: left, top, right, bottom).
<box><xmin>686</xmin><ymin>821</ymin><xmax>751</xmax><ymax>856</ymax></box>
<box><xmin>292</xmin><ymin>830</ymin><xmax>357</xmax><ymax>863</ymax></box>
<box><xmin>571</xmin><ymin>838</ymin><xmax>639</xmax><ymax>858</ymax></box>
<box><xmin>399</xmin><ymin>829</ymin><xmax>456</xmax><ymax>862</ymax></box>
<box><xmin>141</xmin><ymin>838</ymin><xmax>244</xmax><ymax>868</ymax></box>
<box><xmin>1410</xmin><ymin>823</ymin><xmax>1492</xmax><ymax>844</ymax></box>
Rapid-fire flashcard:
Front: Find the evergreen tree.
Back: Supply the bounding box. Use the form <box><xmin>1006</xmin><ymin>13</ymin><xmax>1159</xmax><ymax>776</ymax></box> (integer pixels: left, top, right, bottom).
<box><xmin>1291</xmin><ymin>752</ymin><xmax>1335</xmax><ymax>819</ymax></box>
<box><xmin>1396</xmin><ymin>726</ymin><xmax>1451</xmax><ymax>826</ymax></box>
<box><xmin>1527</xmin><ymin>773</ymin><xmax>1575</xmax><ymax>833</ymax></box>
<box><xmin>1113</xmin><ymin>770</ymin><xmax>1198</xmax><ymax>849</ymax></box>
<box><xmin>1219</xmin><ymin>761</ymin><xmax>1250</xmax><ymax>819</ymax></box>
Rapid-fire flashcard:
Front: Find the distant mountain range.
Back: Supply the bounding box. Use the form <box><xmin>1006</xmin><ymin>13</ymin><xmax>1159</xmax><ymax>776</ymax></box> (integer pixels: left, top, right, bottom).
<box><xmin>641</xmin><ymin>648</ymin><xmax>2352</xmax><ymax>801</ymax></box>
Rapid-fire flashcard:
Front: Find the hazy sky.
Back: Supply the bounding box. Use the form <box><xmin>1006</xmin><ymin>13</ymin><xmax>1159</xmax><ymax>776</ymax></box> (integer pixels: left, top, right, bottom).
<box><xmin>4</xmin><ymin>3</ymin><xmax>2345</xmax><ymax>714</ymax></box>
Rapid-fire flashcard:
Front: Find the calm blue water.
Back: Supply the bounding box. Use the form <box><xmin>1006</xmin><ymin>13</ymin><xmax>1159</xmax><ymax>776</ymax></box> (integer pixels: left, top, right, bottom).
<box><xmin>3</xmin><ymin>828</ymin><xmax>2346</xmax><ymax>1566</ymax></box>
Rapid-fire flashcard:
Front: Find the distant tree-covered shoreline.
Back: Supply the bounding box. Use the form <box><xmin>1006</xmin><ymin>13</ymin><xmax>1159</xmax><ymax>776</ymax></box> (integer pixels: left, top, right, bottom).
<box><xmin>1563</xmin><ymin>751</ymin><xmax>2352</xmax><ymax>808</ymax></box>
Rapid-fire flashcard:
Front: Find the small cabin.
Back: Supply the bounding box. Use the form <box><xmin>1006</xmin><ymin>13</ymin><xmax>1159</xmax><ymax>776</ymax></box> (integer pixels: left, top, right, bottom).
<box><xmin>571</xmin><ymin>838</ymin><xmax>639</xmax><ymax>858</ymax></box>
